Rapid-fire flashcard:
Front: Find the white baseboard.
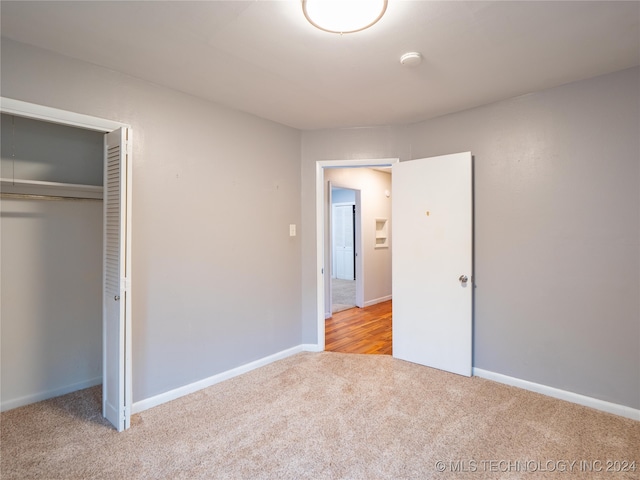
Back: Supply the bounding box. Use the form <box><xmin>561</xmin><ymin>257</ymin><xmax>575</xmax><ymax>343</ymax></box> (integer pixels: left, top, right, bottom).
<box><xmin>302</xmin><ymin>343</ymin><xmax>323</xmax><ymax>352</ymax></box>
<box><xmin>132</xmin><ymin>345</ymin><xmax>317</xmax><ymax>415</ymax></box>
<box><xmin>364</xmin><ymin>295</ymin><xmax>392</xmax><ymax>307</ymax></box>
<box><xmin>473</xmin><ymin>368</ymin><xmax>640</xmax><ymax>421</ymax></box>
<box><xmin>1</xmin><ymin>376</ymin><xmax>102</xmax><ymax>412</ymax></box>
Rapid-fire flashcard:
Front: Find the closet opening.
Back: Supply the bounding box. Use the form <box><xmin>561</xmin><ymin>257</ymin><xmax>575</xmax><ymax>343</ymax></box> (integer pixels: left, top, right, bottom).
<box><xmin>0</xmin><ymin>98</ymin><xmax>132</xmax><ymax>431</ymax></box>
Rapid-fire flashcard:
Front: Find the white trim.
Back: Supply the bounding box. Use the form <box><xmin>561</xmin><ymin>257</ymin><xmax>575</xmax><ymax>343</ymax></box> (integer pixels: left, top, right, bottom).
<box><xmin>327</xmin><ymin>182</ymin><xmax>334</xmax><ymax>313</ymax></box>
<box><xmin>1</xmin><ymin>377</ymin><xmax>102</xmax><ymax>412</ymax></box>
<box><xmin>316</xmin><ymin>158</ymin><xmax>399</xmax><ymax>350</ymax></box>
<box><xmin>354</xmin><ymin>190</ymin><xmax>364</xmax><ymax>308</ymax></box>
<box><xmin>1</xmin><ymin>97</ymin><xmax>128</xmax><ymax>132</ymax></box>
<box><xmin>316</xmin><ymin>162</ymin><xmax>326</xmax><ymax>351</ymax></box>
<box><xmin>132</xmin><ymin>345</ymin><xmax>317</xmax><ymax>414</ymax></box>
<box><xmin>320</xmin><ymin>158</ymin><xmax>398</xmax><ymax>169</ymax></box>
<box><xmin>302</xmin><ymin>343</ymin><xmax>323</xmax><ymax>352</ymax></box>
<box><xmin>363</xmin><ymin>295</ymin><xmax>392</xmax><ymax>307</ymax></box>
<box><xmin>473</xmin><ymin>368</ymin><xmax>640</xmax><ymax>421</ymax></box>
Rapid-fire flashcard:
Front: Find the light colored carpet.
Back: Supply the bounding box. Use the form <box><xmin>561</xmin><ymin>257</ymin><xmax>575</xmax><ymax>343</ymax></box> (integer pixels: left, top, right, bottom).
<box><xmin>1</xmin><ymin>352</ymin><xmax>638</xmax><ymax>479</ymax></box>
<box><xmin>332</xmin><ymin>278</ymin><xmax>356</xmax><ymax>313</ymax></box>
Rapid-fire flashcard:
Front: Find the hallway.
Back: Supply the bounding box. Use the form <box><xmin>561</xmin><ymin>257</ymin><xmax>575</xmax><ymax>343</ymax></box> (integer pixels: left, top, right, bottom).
<box><xmin>325</xmin><ymin>300</ymin><xmax>392</xmax><ymax>355</ymax></box>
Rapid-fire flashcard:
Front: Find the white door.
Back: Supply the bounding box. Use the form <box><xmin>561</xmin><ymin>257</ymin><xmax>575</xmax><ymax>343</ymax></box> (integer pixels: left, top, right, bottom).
<box><xmin>103</xmin><ymin>127</ymin><xmax>132</xmax><ymax>431</ymax></box>
<box><xmin>392</xmin><ymin>152</ymin><xmax>472</xmax><ymax>376</ymax></box>
<box><xmin>332</xmin><ymin>204</ymin><xmax>355</xmax><ymax>280</ymax></box>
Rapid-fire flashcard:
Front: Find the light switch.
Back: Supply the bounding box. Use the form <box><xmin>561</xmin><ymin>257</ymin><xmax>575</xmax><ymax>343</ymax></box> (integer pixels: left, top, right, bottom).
<box><xmin>289</xmin><ymin>224</ymin><xmax>296</xmax><ymax>236</ymax></box>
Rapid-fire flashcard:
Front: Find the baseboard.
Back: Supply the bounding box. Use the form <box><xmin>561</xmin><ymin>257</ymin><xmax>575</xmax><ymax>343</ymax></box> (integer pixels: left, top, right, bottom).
<box><xmin>1</xmin><ymin>376</ymin><xmax>102</xmax><ymax>412</ymax></box>
<box><xmin>473</xmin><ymin>368</ymin><xmax>640</xmax><ymax>421</ymax></box>
<box><xmin>302</xmin><ymin>343</ymin><xmax>323</xmax><ymax>352</ymax></box>
<box><xmin>363</xmin><ymin>295</ymin><xmax>392</xmax><ymax>307</ymax></box>
<box><xmin>132</xmin><ymin>345</ymin><xmax>314</xmax><ymax>414</ymax></box>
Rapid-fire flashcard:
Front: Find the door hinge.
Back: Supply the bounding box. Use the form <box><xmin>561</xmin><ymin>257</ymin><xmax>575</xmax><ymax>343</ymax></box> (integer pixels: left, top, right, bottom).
<box><xmin>124</xmin><ymin>132</ymin><xmax>132</xmax><ymax>154</ymax></box>
<box><xmin>122</xmin><ymin>406</ymin><xmax>129</xmax><ymax>423</ymax></box>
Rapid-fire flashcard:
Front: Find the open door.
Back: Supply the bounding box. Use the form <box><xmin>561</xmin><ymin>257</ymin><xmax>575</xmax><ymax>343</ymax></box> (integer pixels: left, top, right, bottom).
<box><xmin>103</xmin><ymin>127</ymin><xmax>132</xmax><ymax>431</ymax></box>
<box><xmin>332</xmin><ymin>203</ymin><xmax>355</xmax><ymax>280</ymax></box>
<box><xmin>392</xmin><ymin>152</ymin><xmax>472</xmax><ymax>376</ymax></box>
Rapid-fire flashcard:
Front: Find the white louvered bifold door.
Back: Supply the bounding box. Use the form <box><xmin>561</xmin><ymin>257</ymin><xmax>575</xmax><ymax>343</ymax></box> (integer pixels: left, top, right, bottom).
<box><xmin>103</xmin><ymin>127</ymin><xmax>132</xmax><ymax>432</ymax></box>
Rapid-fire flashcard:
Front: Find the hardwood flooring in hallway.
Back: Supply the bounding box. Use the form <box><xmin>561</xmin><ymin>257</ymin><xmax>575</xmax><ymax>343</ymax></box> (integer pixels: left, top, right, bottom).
<box><xmin>325</xmin><ymin>300</ymin><xmax>392</xmax><ymax>355</ymax></box>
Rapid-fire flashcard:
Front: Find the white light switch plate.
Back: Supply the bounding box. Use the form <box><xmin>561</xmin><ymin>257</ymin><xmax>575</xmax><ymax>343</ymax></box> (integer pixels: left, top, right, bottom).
<box><xmin>289</xmin><ymin>224</ymin><xmax>296</xmax><ymax>236</ymax></box>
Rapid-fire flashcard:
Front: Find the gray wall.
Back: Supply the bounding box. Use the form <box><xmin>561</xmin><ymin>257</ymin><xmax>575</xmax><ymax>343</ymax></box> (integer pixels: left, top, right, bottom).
<box><xmin>404</xmin><ymin>67</ymin><xmax>640</xmax><ymax>410</ymax></box>
<box><xmin>1</xmin><ymin>39</ymin><xmax>302</xmax><ymax>403</ymax></box>
<box><xmin>1</xmin><ymin>113</ymin><xmax>103</xmax><ymax>185</ymax></box>
<box><xmin>331</xmin><ymin>187</ymin><xmax>356</xmax><ymax>205</ymax></box>
<box><xmin>1</xmin><ymin>198</ymin><xmax>103</xmax><ymax>407</ymax></box>
<box><xmin>301</xmin><ymin>67</ymin><xmax>639</xmax><ymax>409</ymax></box>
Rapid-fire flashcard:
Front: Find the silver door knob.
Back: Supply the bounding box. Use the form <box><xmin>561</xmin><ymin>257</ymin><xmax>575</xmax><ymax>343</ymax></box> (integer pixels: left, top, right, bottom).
<box><xmin>114</xmin><ymin>295</ymin><xmax>120</xmax><ymax>301</ymax></box>
<box><xmin>459</xmin><ymin>275</ymin><xmax>468</xmax><ymax>284</ymax></box>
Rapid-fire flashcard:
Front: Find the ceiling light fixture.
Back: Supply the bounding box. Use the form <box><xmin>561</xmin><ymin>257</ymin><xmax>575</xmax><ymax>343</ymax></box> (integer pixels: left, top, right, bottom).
<box><xmin>302</xmin><ymin>0</ymin><xmax>388</xmax><ymax>34</ymax></box>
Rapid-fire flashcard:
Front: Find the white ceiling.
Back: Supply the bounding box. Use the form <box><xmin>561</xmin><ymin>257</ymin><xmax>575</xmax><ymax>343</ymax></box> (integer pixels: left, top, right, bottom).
<box><xmin>1</xmin><ymin>1</ymin><xmax>639</xmax><ymax>130</ymax></box>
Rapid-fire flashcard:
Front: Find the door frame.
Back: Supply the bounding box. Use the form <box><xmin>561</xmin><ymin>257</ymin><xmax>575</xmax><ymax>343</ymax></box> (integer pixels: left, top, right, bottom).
<box><xmin>315</xmin><ymin>159</ymin><xmax>398</xmax><ymax>349</ymax></box>
<box><xmin>0</xmin><ymin>97</ymin><xmax>132</xmax><ymax>427</ymax></box>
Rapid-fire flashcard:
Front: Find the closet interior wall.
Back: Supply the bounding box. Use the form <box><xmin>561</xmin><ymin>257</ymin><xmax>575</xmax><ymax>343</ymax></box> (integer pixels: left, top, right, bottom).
<box><xmin>1</xmin><ymin>114</ymin><xmax>104</xmax><ymax>410</ymax></box>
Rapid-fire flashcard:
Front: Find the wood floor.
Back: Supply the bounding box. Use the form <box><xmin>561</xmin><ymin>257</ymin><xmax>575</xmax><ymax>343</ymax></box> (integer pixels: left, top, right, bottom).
<box><xmin>325</xmin><ymin>300</ymin><xmax>392</xmax><ymax>355</ymax></box>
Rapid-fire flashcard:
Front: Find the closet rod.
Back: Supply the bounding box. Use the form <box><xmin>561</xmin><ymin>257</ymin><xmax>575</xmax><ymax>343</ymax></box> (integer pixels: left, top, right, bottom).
<box><xmin>1</xmin><ymin>192</ymin><xmax>103</xmax><ymax>202</ymax></box>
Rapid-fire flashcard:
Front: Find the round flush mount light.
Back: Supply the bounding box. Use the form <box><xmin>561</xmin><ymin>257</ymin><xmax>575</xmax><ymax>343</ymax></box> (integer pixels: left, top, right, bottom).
<box><xmin>400</xmin><ymin>52</ymin><xmax>422</xmax><ymax>67</ymax></box>
<box><xmin>302</xmin><ymin>0</ymin><xmax>388</xmax><ymax>34</ymax></box>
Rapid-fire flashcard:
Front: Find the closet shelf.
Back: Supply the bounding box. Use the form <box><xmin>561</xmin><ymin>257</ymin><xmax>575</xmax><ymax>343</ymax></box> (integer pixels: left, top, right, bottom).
<box><xmin>1</xmin><ymin>178</ymin><xmax>103</xmax><ymax>199</ymax></box>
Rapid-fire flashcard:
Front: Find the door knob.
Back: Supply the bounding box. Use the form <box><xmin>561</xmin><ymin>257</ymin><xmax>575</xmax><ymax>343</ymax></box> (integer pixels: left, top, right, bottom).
<box><xmin>458</xmin><ymin>275</ymin><xmax>468</xmax><ymax>284</ymax></box>
<box><xmin>114</xmin><ymin>295</ymin><xmax>120</xmax><ymax>301</ymax></box>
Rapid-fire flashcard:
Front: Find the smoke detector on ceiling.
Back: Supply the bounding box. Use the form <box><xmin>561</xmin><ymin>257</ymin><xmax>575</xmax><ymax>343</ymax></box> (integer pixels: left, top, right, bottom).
<box><xmin>400</xmin><ymin>52</ymin><xmax>423</xmax><ymax>67</ymax></box>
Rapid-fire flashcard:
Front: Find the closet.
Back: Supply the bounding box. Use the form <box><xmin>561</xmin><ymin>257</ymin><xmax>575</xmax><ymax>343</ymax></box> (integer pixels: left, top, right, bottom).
<box><xmin>1</xmin><ymin>113</ymin><xmax>104</xmax><ymax>410</ymax></box>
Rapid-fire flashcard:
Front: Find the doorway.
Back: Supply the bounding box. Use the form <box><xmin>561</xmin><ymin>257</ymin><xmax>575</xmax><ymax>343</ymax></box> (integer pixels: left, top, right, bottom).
<box><xmin>316</xmin><ymin>159</ymin><xmax>398</xmax><ymax>351</ymax></box>
<box><xmin>0</xmin><ymin>97</ymin><xmax>133</xmax><ymax>430</ymax></box>
<box><xmin>316</xmin><ymin>154</ymin><xmax>473</xmax><ymax>376</ymax></box>
<box><xmin>330</xmin><ymin>186</ymin><xmax>358</xmax><ymax>313</ymax></box>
